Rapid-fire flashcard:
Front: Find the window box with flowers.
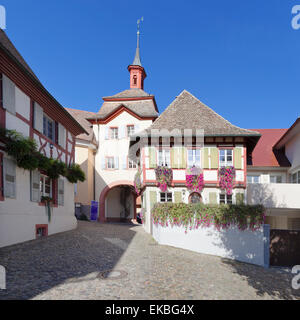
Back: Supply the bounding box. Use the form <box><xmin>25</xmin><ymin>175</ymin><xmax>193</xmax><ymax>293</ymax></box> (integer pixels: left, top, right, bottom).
<box><xmin>185</xmin><ymin>166</ymin><xmax>204</xmax><ymax>193</ymax></box>
<box><xmin>219</xmin><ymin>166</ymin><xmax>236</xmax><ymax>195</ymax></box>
<box><xmin>155</xmin><ymin>166</ymin><xmax>173</xmax><ymax>192</ymax></box>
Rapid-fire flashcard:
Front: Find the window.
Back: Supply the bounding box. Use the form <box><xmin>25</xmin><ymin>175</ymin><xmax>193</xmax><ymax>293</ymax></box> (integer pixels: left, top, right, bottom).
<box><xmin>133</xmin><ymin>75</ymin><xmax>137</xmax><ymax>86</ymax></box>
<box><xmin>188</xmin><ymin>149</ymin><xmax>201</xmax><ymax>168</ymax></box>
<box><xmin>219</xmin><ymin>149</ymin><xmax>233</xmax><ymax>167</ymax></box>
<box><xmin>160</xmin><ymin>192</ymin><xmax>172</xmax><ymax>203</ymax></box>
<box><xmin>107</xmin><ymin>157</ymin><xmax>115</xmax><ymax>169</ymax></box>
<box><xmin>220</xmin><ymin>193</ymin><xmax>232</xmax><ymax>205</ymax></box>
<box><xmin>190</xmin><ymin>193</ymin><xmax>202</xmax><ymax>204</ymax></box>
<box><xmin>36</xmin><ymin>225</ymin><xmax>48</xmax><ymax>239</ymax></box>
<box><xmin>3</xmin><ymin>158</ymin><xmax>16</xmax><ymax>199</ymax></box>
<box><xmin>291</xmin><ymin>171</ymin><xmax>300</xmax><ymax>184</ymax></box>
<box><xmin>127</xmin><ymin>125</ymin><xmax>135</xmax><ymax>137</ymax></box>
<box><xmin>110</xmin><ymin>128</ymin><xmax>119</xmax><ymax>140</ymax></box>
<box><xmin>128</xmin><ymin>159</ymin><xmax>137</xmax><ymax>169</ymax></box>
<box><xmin>247</xmin><ymin>175</ymin><xmax>260</xmax><ymax>184</ymax></box>
<box><xmin>158</xmin><ymin>149</ymin><xmax>171</xmax><ymax>167</ymax></box>
<box><xmin>43</xmin><ymin>115</ymin><xmax>55</xmax><ymax>141</ymax></box>
<box><xmin>40</xmin><ymin>174</ymin><xmax>52</xmax><ymax>198</ymax></box>
<box><xmin>270</xmin><ymin>175</ymin><xmax>282</xmax><ymax>184</ymax></box>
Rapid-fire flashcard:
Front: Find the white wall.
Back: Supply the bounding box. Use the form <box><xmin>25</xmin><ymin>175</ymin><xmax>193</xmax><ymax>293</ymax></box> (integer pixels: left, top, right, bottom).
<box><xmin>153</xmin><ymin>224</ymin><xmax>270</xmax><ymax>267</ymax></box>
<box><xmin>94</xmin><ymin>110</ymin><xmax>153</xmax><ymax>201</ymax></box>
<box><xmin>106</xmin><ymin>187</ymin><xmax>134</xmax><ymax>219</ymax></box>
<box><xmin>0</xmin><ymin>164</ymin><xmax>77</xmax><ymax>248</ymax></box>
<box><xmin>247</xmin><ymin>183</ymin><xmax>300</xmax><ymax>209</ymax></box>
<box><xmin>286</xmin><ymin>131</ymin><xmax>300</xmax><ymax>172</ymax></box>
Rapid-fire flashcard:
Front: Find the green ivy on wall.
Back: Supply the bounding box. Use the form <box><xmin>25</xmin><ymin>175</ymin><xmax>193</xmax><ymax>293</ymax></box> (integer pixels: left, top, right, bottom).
<box><xmin>0</xmin><ymin>127</ymin><xmax>85</xmax><ymax>184</ymax></box>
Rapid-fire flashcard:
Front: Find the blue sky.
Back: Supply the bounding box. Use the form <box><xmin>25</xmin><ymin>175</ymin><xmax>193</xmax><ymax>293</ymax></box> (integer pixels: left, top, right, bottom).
<box><xmin>1</xmin><ymin>0</ymin><xmax>300</xmax><ymax>129</ymax></box>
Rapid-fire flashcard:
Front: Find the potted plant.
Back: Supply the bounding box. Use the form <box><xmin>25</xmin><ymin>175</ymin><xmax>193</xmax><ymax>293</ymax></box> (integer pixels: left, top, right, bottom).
<box><xmin>154</xmin><ymin>166</ymin><xmax>173</xmax><ymax>192</ymax></box>
<box><xmin>41</xmin><ymin>196</ymin><xmax>54</xmax><ymax>222</ymax></box>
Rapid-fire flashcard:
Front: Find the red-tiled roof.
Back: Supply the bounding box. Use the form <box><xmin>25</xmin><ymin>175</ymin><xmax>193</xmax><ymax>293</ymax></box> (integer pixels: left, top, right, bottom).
<box><xmin>249</xmin><ymin>129</ymin><xmax>290</xmax><ymax>167</ymax></box>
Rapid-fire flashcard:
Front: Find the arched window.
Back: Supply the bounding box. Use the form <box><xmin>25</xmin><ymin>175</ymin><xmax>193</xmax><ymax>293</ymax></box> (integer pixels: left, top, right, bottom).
<box><xmin>189</xmin><ymin>192</ymin><xmax>202</xmax><ymax>204</ymax></box>
<box><xmin>133</xmin><ymin>75</ymin><xmax>137</xmax><ymax>86</ymax></box>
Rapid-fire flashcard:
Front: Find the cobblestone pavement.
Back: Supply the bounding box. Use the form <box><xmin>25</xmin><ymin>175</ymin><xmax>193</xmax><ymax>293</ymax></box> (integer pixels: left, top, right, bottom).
<box><xmin>0</xmin><ymin>221</ymin><xmax>299</xmax><ymax>300</ymax></box>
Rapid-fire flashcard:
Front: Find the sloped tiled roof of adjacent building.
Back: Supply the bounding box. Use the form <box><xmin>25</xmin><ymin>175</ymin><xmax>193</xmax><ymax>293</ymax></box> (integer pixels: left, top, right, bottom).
<box><xmin>248</xmin><ymin>129</ymin><xmax>291</xmax><ymax>167</ymax></box>
<box><xmin>66</xmin><ymin>108</ymin><xmax>97</xmax><ymax>144</ymax></box>
<box><xmin>148</xmin><ymin>90</ymin><xmax>261</xmax><ymax>137</ymax></box>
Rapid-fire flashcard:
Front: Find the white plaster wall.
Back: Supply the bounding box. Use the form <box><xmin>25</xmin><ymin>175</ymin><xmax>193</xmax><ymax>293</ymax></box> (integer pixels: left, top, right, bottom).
<box><xmin>94</xmin><ymin>110</ymin><xmax>153</xmax><ymax>201</ymax></box>
<box><xmin>286</xmin><ymin>131</ymin><xmax>300</xmax><ymax>171</ymax></box>
<box><xmin>247</xmin><ymin>183</ymin><xmax>300</xmax><ymax>209</ymax></box>
<box><xmin>6</xmin><ymin>111</ymin><xmax>30</xmax><ymax>137</ymax></box>
<box><xmin>106</xmin><ymin>187</ymin><xmax>134</xmax><ymax>219</ymax></box>
<box><xmin>0</xmin><ymin>165</ymin><xmax>77</xmax><ymax>248</ymax></box>
<box><xmin>153</xmin><ymin>224</ymin><xmax>269</xmax><ymax>267</ymax></box>
<box><xmin>15</xmin><ymin>86</ymin><xmax>30</xmax><ymax>120</ymax></box>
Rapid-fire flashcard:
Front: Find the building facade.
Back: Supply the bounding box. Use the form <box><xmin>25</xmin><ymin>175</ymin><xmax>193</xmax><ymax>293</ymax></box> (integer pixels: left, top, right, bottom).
<box><xmin>247</xmin><ymin>122</ymin><xmax>300</xmax><ymax>230</ymax></box>
<box><xmin>0</xmin><ymin>30</ymin><xmax>86</xmax><ymax>248</ymax></box>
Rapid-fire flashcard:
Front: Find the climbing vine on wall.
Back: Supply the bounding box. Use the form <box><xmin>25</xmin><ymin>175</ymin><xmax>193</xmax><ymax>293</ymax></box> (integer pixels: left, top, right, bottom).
<box><xmin>0</xmin><ymin>127</ymin><xmax>85</xmax><ymax>183</ymax></box>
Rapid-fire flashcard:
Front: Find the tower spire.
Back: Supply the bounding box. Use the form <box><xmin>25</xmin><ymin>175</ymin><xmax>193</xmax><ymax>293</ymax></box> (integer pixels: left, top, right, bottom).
<box><xmin>128</xmin><ymin>17</ymin><xmax>147</xmax><ymax>90</ymax></box>
<box><xmin>132</xmin><ymin>17</ymin><xmax>143</xmax><ymax>66</ymax></box>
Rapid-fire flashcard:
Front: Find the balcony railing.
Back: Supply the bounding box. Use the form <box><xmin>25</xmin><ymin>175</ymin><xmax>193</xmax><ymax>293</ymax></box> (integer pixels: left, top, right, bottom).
<box><xmin>247</xmin><ymin>183</ymin><xmax>300</xmax><ymax>209</ymax></box>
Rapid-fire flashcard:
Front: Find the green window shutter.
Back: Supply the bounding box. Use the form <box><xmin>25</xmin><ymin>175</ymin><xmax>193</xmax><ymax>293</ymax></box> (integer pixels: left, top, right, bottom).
<box><xmin>3</xmin><ymin>158</ymin><xmax>16</xmax><ymax>198</ymax></box>
<box><xmin>58</xmin><ymin>179</ymin><xmax>65</xmax><ymax>206</ymax></box>
<box><xmin>203</xmin><ymin>148</ymin><xmax>209</xmax><ymax>169</ymax></box>
<box><xmin>180</xmin><ymin>147</ymin><xmax>187</xmax><ymax>169</ymax></box>
<box><xmin>150</xmin><ymin>191</ymin><xmax>157</xmax><ymax>210</ymax></box>
<box><xmin>149</xmin><ymin>147</ymin><xmax>157</xmax><ymax>169</ymax></box>
<box><xmin>174</xmin><ymin>191</ymin><xmax>182</xmax><ymax>203</ymax></box>
<box><xmin>210</xmin><ymin>148</ymin><xmax>219</xmax><ymax>169</ymax></box>
<box><xmin>209</xmin><ymin>192</ymin><xmax>217</xmax><ymax>204</ymax></box>
<box><xmin>236</xmin><ymin>193</ymin><xmax>244</xmax><ymax>205</ymax></box>
<box><xmin>31</xmin><ymin>170</ymin><xmax>40</xmax><ymax>202</ymax></box>
<box><xmin>234</xmin><ymin>148</ymin><xmax>242</xmax><ymax>170</ymax></box>
<box><xmin>171</xmin><ymin>148</ymin><xmax>177</xmax><ymax>169</ymax></box>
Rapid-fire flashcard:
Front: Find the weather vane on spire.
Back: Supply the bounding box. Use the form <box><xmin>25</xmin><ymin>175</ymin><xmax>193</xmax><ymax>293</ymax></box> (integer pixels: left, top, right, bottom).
<box><xmin>137</xmin><ymin>17</ymin><xmax>144</xmax><ymax>34</ymax></box>
<box><xmin>132</xmin><ymin>17</ymin><xmax>143</xmax><ymax>66</ymax></box>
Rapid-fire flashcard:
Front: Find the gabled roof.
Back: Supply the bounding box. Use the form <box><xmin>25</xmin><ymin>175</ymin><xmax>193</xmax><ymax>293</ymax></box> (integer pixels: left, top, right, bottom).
<box><xmin>0</xmin><ymin>30</ymin><xmax>87</xmax><ymax>136</ymax></box>
<box><xmin>65</xmin><ymin>108</ymin><xmax>97</xmax><ymax>144</ymax></box>
<box><xmin>148</xmin><ymin>90</ymin><xmax>261</xmax><ymax>137</ymax></box>
<box><xmin>248</xmin><ymin>129</ymin><xmax>290</xmax><ymax>167</ymax></box>
<box><xmin>103</xmin><ymin>88</ymin><xmax>152</xmax><ymax>100</ymax></box>
<box><xmin>273</xmin><ymin>118</ymin><xmax>300</xmax><ymax>150</ymax></box>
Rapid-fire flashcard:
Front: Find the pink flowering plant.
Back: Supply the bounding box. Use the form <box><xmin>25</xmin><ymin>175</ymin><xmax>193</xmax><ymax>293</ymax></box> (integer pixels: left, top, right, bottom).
<box><xmin>152</xmin><ymin>203</ymin><xmax>265</xmax><ymax>233</ymax></box>
<box><xmin>155</xmin><ymin>166</ymin><xmax>173</xmax><ymax>192</ymax></box>
<box><xmin>134</xmin><ymin>170</ymin><xmax>142</xmax><ymax>195</ymax></box>
<box><xmin>219</xmin><ymin>166</ymin><xmax>236</xmax><ymax>195</ymax></box>
<box><xmin>185</xmin><ymin>167</ymin><xmax>204</xmax><ymax>193</ymax></box>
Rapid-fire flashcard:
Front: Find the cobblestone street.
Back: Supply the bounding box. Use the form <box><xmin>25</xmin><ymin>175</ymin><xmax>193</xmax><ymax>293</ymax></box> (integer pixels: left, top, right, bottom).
<box><xmin>0</xmin><ymin>221</ymin><xmax>299</xmax><ymax>300</ymax></box>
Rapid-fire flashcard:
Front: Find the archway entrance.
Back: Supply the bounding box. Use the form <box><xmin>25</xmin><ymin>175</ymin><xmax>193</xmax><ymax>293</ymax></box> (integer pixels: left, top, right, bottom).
<box><xmin>99</xmin><ymin>181</ymin><xmax>137</xmax><ymax>223</ymax></box>
<box><xmin>189</xmin><ymin>192</ymin><xmax>203</xmax><ymax>204</ymax></box>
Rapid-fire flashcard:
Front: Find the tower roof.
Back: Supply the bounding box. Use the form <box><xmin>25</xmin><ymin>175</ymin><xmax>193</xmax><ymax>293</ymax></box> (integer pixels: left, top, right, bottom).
<box><xmin>131</xmin><ymin>17</ymin><xmax>143</xmax><ymax>67</ymax></box>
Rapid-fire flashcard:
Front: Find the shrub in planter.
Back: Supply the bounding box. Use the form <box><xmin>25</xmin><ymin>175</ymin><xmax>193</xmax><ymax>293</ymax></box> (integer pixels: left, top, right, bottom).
<box><xmin>152</xmin><ymin>202</ymin><xmax>265</xmax><ymax>233</ymax></box>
